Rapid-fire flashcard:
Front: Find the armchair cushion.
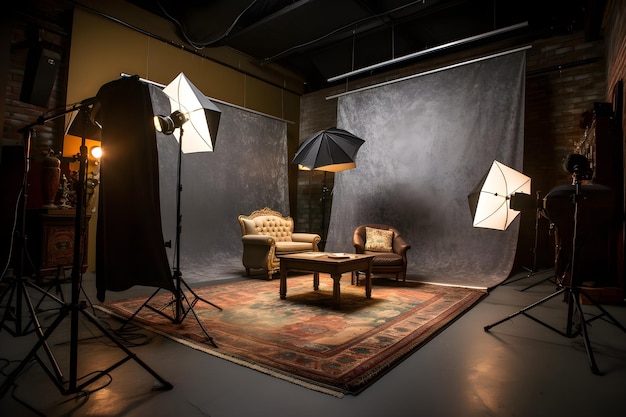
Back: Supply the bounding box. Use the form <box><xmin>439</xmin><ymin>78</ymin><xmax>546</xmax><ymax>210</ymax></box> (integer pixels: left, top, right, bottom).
<box><xmin>365</xmin><ymin>227</ymin><xmax>394</xmax><ymax>252</ymax></box>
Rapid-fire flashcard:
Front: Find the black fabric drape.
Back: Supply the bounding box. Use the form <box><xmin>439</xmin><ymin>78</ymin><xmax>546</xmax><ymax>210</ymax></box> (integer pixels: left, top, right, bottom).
<box><xmin>94</xmin><ymin>76</ymin><xmax>174</xmax><ymax>301</ymax></box>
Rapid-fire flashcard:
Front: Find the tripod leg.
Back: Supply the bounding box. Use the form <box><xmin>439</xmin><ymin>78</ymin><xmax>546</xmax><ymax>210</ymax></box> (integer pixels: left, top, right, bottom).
<box><xmin>569</xmin><ymin>289</ymin><xmax>601</xmax><ymax>375</ymax></box>
<box><xmin>178</xmin><ymin>289</ymin><xmax>218</xmax><ymax>348</ymax></box>
<box><xmin>484</xmin><ymin>288</ymin><xmax>566</xmax><ymax>332</ymax></box>
<box><xmin>503</xmin><ymin>201</ymin><xmax>543</xmax><ymax>286</ymax></box>
<box><xmin>120</xmin><ymin>287</ymin><xmax>162</xmax><ymax>330</ymax></box>
<box><xmin>0</xmin><ymin>278</ymin><xmax>19</xmax><ymax>332</ymax></box>
<box><xmin>520</xmin><ymin>269</ymin><xmax>556</xmax><ymax>292</ymax></box>
<box><xmin>126</xmin><ymin>281</ymin><xmax>219</xmax><ymax>347</ymax></box>
<box><xmin>77</xmin><ymin>308</ymin><xmax>173</xmax><ymax>391</ymax></box>
<box><xmin>1</xmin><ymin>276</ymin><xmax>62</xmax><ymax>336</ymax></box>
<box><xmin>181</xmin><ymin>278</ymin><xmax>222</xmax><ymax>311</ymax></box>
<box><xmin>577</xmin><ymin>289</ymin><xmax>626</xmax><ymax>331</ymax></box>
<box><xmin>0</xmin><ymin>302</ymin><xmax>174</xmax><ymax>398</ymax></box>
<box><xmin>0</xmin><ymin>306</ymin><xmax>69</xmax><ymax>398</ymax></box>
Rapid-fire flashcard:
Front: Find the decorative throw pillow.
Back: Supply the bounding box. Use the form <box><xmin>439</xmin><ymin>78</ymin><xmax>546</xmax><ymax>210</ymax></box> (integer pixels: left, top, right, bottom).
<box><xmin>365</xmin><ymin>227</ymin><xmax>393</xmax><ymax>252</ymax></box>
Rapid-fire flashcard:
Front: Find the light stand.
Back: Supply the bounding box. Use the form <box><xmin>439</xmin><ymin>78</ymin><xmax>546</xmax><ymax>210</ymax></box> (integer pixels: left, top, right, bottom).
<box><xmin>0</xmin><ymin>102</ymin><xmax>173</xmax><ymax>399</ymax></box>
<box><xmin>291</xmin><ymin>127</ymin><xmax>366</xmax><ymax>252</ymax></box>
<box><xmin>502</xmin><ymin>191</ymin><xmax>557</xmax><ymax>290</ymax></box>
<box><xmin>122</xmin><ymin>113</ymin><xmax>221</xmax><ymax>347</ymax></box>
<box><xmin>522</xmin><ymin>191</ymin><xmax>543</xmax><ymax>275</ymax></box>
<box><xmin>484</xmin><ymin>171</ymin><xmax>626</xmax><ymax>375</ymax></box>
<box><xmin>0</xmin><ymin>126</ymin><xmax>62</xmax><ymax>337</ymax></box>
<box><xmin>320</xmin><ymin>171</ymin><xmax>330</xmax><ymax>251</ymax></box>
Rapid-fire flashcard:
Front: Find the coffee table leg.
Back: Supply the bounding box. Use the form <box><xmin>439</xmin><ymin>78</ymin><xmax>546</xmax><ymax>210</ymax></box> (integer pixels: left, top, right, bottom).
<box><xmin>365</xmin><ymin>264</ymin><xmax>372</xmax><ymax>299</ymax></box>
<box><xmin>332</xmin><ymin>273</ymin><xmax>341</xmax><ymax>308</ymax></box>
<box><xmin>280</xmin><ymin>264</ymin><xmax>287</xmax><ymax>299</ymax></box>
<box><xmin>313</xmin><ymin>271</ymin><xmax>319</xmax><ymax>290</ymax></box>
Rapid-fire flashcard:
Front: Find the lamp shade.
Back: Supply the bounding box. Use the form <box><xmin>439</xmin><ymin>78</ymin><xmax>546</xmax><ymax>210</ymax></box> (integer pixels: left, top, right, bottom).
<box><xmin>65</xmin><ymin>104</ymin><xmax>101</xmax><ymax>141</ymax></box>
<box><xmin>63</xmin><ymin>103</ymin><xmax>102</xmax><ymax>162</ymax></box>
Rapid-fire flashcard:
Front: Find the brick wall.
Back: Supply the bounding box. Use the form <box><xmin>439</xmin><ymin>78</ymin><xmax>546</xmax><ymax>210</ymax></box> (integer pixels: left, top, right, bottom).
<box><xmin>3</xmin><ymin>3</ymin><xmax>71</xmax><ymax>149</ymax></box>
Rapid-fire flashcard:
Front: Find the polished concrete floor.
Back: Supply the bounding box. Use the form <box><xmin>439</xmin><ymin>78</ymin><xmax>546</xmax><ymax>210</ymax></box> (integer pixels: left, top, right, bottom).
<box><xmin>1</xmin><ymin>269</ymin><xmax>625</xmax><ymax>417</ymax></box>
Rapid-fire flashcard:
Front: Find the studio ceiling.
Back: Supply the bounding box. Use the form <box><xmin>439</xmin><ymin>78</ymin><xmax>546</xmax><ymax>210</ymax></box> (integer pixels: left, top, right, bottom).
<box><xmin>129</xmin><ymin>0</ymin><xmax>605</xmax><ymax>92</ymax></box>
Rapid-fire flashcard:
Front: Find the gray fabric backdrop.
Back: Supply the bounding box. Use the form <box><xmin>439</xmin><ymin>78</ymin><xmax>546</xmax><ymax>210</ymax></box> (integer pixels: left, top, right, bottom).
<box><xmin>156</xmin><ymin>101</ymin><xmax>289</xmax><ymax>282</ymax></box>
<box><xmin>325</xmin><ymin>51</ymin><xmax>527</xmax><ymax>289</ymax></box>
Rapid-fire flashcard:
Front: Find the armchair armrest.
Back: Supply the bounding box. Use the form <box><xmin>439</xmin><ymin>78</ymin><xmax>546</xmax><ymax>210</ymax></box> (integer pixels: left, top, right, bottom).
<box><xmin>392</xmin><ymin>235</ymin><xmax>411</xmax><ymax>256</ymax></box>
<box><xmin>242</xmin><ymin>234</ymin><xmax>275</xmax><ymax>247</ymax></box>
<box><xmin>353</xmin><ymin>234</ymin><xmax>365</xmax><ymax>253</ymax></box>
<box><xmin>291</xmin><ymin>233</ymin><xmax>321</xmax><ymax>252</ymax></box>
<box><xmin>291</xmin><ymin>233</ymin><xmax>321</xmax><ymax>244</ymax></box>
<box><xmin>241</xmin><ymin>234</ymin><xmax>279</xmax><ymax>278</ymax></box>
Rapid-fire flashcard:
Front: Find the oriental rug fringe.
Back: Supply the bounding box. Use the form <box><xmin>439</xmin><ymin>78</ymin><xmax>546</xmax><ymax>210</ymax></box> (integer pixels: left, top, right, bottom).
<box><xmin>96</xmin><ymin>275</ymin><xmax>486</xmax><ymax>397</ymax></box>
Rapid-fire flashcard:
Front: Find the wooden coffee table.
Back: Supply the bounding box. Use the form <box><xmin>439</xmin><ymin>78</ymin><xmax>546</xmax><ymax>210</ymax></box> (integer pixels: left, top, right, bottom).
<box><xmin>278</xmin><ymin>252</ymin><xmax>375</xmax><ymax>309</ymax></box>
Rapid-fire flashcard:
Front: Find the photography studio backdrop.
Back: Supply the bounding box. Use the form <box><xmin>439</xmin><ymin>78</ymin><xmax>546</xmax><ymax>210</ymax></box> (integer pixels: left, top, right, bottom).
<box><xmin>325</xmin><ymin>50</ymin><xmax>527</xmax><ymax>289</ymax></box>
<box><xmin>93</xmin><ymin>54</ymin><xmax>525</xmax><ymax>297</ymax></box>
<box><xmin>95</xmin><ymin>75</ymin><xmax>289</xmax><ymax>300</ymax></box>
<box><xmin>153</xmin><ymin>90</ymin><xmax>289</xmax><ymax>283</ymax></box>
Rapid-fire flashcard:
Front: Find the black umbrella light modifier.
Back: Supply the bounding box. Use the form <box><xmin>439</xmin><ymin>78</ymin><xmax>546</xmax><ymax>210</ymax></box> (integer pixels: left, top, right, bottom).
<box><xmin>292</xmin><ymin>127</ymin><xmax>365</xmax><ymax>172</ymax></box>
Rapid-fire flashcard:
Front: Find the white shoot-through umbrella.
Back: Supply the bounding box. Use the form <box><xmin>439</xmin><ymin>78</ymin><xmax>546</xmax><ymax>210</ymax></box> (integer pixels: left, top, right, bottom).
<box><xmin>468</xmin><ymin>160</ymin><xmax>531</xmax><ymax>230</ymax></box>
<box><xmin>161</xmin><ymin>72</ymin><xmax>221</xmax><ymax>154</ymax></box>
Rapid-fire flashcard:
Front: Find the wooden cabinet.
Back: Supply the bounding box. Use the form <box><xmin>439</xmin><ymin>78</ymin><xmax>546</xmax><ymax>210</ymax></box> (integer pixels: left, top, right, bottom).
<box><xmin>26</xmin><ymin>209</ymin><xmax>91</xmax><ymax>278</ymax></box>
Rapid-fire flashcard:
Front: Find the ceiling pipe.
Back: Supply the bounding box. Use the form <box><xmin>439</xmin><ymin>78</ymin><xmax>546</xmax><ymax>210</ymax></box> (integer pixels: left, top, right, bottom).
<box><xmin>228</xmin><ymin>0</ymin><xmax>314</xmax><ymax>41</ymax></box>
<box><xmin>327</xmin><ymin>21</ymin><xmax>528</xmax><ymax>83</ymax></box>
<box><xmin>326</xmin><ymin>45</ymin><xmax>532</xmax><ymax>100</ymax></box>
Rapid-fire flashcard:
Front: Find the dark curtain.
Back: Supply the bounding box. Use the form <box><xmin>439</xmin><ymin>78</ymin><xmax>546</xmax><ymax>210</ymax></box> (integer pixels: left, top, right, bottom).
<box><xmin>326</xmin><ymin>51</ymin><xmax>527</xmax><ymax>289</ymax></box>
<box><xmin>94</xmin><ymin>76</ymin><xmax>174</xmax><ymax>301</ymax></box>
<box><xmin>94</xmin><ymin>74</ymin><xmax>290</xmax><ymax>291</ymax></box>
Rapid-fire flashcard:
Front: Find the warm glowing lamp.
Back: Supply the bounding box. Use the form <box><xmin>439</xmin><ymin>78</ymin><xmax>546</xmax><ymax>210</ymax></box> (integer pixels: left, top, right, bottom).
<box><xmin>90</xmin><ymin>145</ymin><xmax>102</xmax><ymax>160</ymax></box>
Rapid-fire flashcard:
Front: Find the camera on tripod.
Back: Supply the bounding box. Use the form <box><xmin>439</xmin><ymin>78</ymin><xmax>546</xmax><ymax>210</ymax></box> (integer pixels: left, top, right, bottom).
<box><xmin>544</xmin><ymin>154</ymin><xmax>616</xmax><ymax>288</ymax></box>
<box><xmin>562</xmin><ymin>153</ymin><xmax>593</xmax><ymax>182</ymax></box>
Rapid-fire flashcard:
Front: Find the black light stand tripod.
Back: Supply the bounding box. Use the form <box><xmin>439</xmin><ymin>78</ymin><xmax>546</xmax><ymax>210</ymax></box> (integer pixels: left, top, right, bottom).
<box><xmin>484</xmin><ymin>172</ymin><xmax>626</xmax><ymax>375</ymax></box>
<box><xmin>0</xmin><ymin>101</ymin><xmax>172</xmax><ymax>399</ymax></box>
<box><xmin>503</xmin><ymin>191</ymin><xmax>557</xmax><ymax>291</ymax></box>
<box><xmin>0</xmin><ymin>126</ymin><xmax>62</xmax><ymax>337</ymax></box>
<box><xmin>121</xmin><ymin>122</ymin><xmax>221</xmax><ymax>347</ymax></box>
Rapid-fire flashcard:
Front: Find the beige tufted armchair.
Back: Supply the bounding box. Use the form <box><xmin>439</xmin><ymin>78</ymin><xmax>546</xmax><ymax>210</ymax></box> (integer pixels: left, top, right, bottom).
<box><xmin>237</xmin><ymin>207</ymin><xmax>321</xmax><ymax>279</ymax></box>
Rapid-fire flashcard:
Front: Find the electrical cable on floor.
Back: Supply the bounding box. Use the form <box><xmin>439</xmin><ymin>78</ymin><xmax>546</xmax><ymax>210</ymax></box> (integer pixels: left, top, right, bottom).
<box><xmin>2</xmin><ymin>332</ymin><xmax>115</xmax><ymax>412</ymax></box>
<box><xmin>2</xmin><ymin>290</ymin><xmax>120</xmax><ymax>404</ymax></box>
<box><xmin>31</xmin><ymin>270</ymin><xmax>157</xmax><ymax>349</ymax></box>
<box><xmin>77</xmin><ymin>285</ymin><xmax>156</xmax><ymax>348</ymax></box>
<box><xmin>11</xmin><ymin>385</ymin><xmax>47</xmax><ymax>417</ymax></box>
<box><xmin>62</xmin><ymin>370</ymin><xmax>113</xmax><ymax>399</ymax></box>
<box><xmin>1</xmin><ymin>357</ymin><xmax>48</xmax><ymax>417</ymax></box>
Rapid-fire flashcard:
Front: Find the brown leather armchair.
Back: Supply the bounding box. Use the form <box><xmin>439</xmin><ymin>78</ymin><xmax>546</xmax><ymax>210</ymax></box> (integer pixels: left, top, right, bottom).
<box><xmin>352</xmin><ymin>224</ymin><xmax>411</xmax><ymax>283</ymax></box>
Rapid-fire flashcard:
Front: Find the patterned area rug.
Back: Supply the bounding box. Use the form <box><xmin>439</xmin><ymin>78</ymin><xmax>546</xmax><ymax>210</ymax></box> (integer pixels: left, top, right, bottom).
<box><xmin>97</xmin><ymin>275</ymin><xmax>486</xmax><ymax>396</ymax></box>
